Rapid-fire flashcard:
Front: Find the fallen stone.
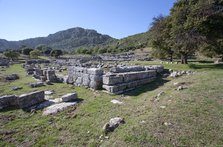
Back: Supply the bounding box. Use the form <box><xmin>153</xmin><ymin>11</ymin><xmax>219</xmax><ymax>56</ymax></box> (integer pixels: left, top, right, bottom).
<box><xmin>12</xmin><ymin>86</ymin><xmax>22</xmax><ymax>91</ymax></box>
<box><xmin>160</xmin><ymin>106</ymin><xmax>166</xmax><ymax>109</ymax></box>
<box><xmin>157</xmin><ymin>91</ymin><xmax>165</xmax><ymax>97</ymax></box>
<box><xmin>44</xmin><ymin>90</ymin><xmax>54</xmax><ymax>95</ymax></box>
<box><xmin>42</xmin><ymin>102</ymin><xmax>77</xmax><ymax>116</ymax></box>
<box><xmin>29</xmin><ymin>82</ymin><xmax>44</xmax><ymax>88</ymax></box>
<box><xmin>0</xmin><ymin>95</ymin><xmax>18</xmax><ymax>110</ymax></box>
<box><xmin>61</xmin><ymin>93</ymin><xmax>78</xmax><ymax>102</ymax></box>
<box><xmin>177</xmin><ymin>86</ymin><xmax>184</xmax><ymax>91</ymax></box>
<box><xmin>5</xmin><ymin>74</ymin><xmax>19</xmax><ymax>80</ymax></box>
<box><xmin>103</xmin><ymin>117</ymin><xmax>125</xmax><ymax>134</ymax></box>
<box><xmin>111</xmin><ymin>99</ymin><xmax>123</xmax><ymax>105</ymax></box>
<box><xmin>164</xmin><ymin>122</ymin><xmax>172</xmax><ymax>126</ymax></box>
<box><xmin>173</xmin><ymin>82</ymin><xmax>185</xmax><ymax>86</ymax></box>
<box><xmin>18</xmin><ymin>91</ymin><xmax>45</xmax><ymax>109</ymax></box>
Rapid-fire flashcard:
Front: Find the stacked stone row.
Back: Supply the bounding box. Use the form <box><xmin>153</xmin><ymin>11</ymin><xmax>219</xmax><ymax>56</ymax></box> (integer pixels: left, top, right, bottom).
<box><xmin>102</xmin><ymin>70</ymin><xmax>157</xmax><ymax>94</ymax></box>
<box><xmin>67</xmin><ymin>67</ymin><xmax>103</xmax><ymax>90</ymax></box>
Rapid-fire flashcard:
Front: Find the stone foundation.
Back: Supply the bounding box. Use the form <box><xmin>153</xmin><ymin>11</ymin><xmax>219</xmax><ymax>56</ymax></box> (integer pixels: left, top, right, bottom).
<box><xmin>67</xmin><ymin>67</ymin><xmax>103</xmax><ymax>90</ymax></box>
<box><xmin>103</xmin><ymin>70</ymin><xmax>157</xmax><ymax>94</ymax></box>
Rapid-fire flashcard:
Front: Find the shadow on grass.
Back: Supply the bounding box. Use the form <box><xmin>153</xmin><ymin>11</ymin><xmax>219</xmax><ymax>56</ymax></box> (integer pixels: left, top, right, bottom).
<box><xmin>188</xmin><ymin>63</ymin><xmax>223</xmax><ymax>70</ymax></box>
<box><xmin>124</xmin><ymin>75</ymin><xmax>170</xmax><ymax>97</ymax></box>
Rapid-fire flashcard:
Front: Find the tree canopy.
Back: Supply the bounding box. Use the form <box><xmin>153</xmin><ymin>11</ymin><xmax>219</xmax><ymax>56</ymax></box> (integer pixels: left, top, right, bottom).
<box><xmin>149</xmin><ymin>0</ymin><xmax>223</xmax><ymax>64</ymax></box>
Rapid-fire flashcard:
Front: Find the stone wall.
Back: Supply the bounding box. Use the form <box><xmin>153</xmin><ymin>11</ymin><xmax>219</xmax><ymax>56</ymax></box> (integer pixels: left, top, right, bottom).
<box><xmin>67</xmin><ymin>65</ymin><xmax>164</xmax><ymax>94</ymax></box>
<box><xmin>103</xmin><ymin>70</ymin><xmax>157</xmax><ymax>94</ymax></box>
<box><xmin>67</xmin><ymin>67</ymin><xmax>103</xmax><ymax>90</ymax></box>
<box><xmin>0</xmin><ymin>91</ymin><xmax>45</xmax><ymax>110</ymax></box>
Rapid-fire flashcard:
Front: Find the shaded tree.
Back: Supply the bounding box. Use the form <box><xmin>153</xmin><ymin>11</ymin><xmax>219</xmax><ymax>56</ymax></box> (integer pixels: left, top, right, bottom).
<box><xmin>150</xmin><ymin>15</ymin><xmax>174</xmax><ymax>61</ymax></box>
<box><xmin>4</xmin><ymin>50</ymin><xmax>20</xmax><ymax>61</ymax></box>
<box><xmin>22</xmin><ymin>47</ymin><xmax>34</xmax><ymax>55</ymax></box>
<box><xmin>35</xmin><ymin>44</ymin><xmax>52</xmax><ymax>56</ymax></box>
<box><xmin>30</xmin><ymin>49</ymin><xmax>41</xmax><ymax>58</ymax></box>
<box><xmin>50</xmin><ymin>49</ymin><xmax>63</xmax><ymax>58</ymax></box>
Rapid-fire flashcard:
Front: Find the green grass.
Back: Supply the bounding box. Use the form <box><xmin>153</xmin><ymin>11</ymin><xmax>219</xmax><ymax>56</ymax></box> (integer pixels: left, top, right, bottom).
<box><xmin>0</xmin><ymin>62</ymin><xmax>223</xmax><ymax>146</ymax></box>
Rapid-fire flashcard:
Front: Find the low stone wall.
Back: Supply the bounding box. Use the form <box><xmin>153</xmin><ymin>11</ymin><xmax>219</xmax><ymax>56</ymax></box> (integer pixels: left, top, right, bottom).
<box><xmin>67</xmin><ymin>67</ymin><xmax>103</xmax><ymax>90</ymax></box>
<box><xmin>33</xmin><ymin>68</ymin><xmax>60</xmax><ymax>82</ymax></box>
<box><xmin>110</xmin><ymin>65</ymin><xmax>164</xmax><ymax>73</ymax></box>
<box><xmin>103</xmin><ymin>70</ymin><xmax>157</xmax><ymax>94</ymax></box>
<box><xmin>0</xmin><ymin>91</ymin><xmax>45</xmax><ymax>110</ymax></box>
<box><xmin>26</xmin><ymin>59</ymin><xmax>50</xmax><ymax>65</ymax></box>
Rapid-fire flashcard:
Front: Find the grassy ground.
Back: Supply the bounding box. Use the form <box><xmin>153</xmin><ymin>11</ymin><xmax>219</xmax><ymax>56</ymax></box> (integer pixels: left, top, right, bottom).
<box><xmin>0</xmin><ymin>62</ymin><xmax>223</xmax><ymax>146</ymax></box>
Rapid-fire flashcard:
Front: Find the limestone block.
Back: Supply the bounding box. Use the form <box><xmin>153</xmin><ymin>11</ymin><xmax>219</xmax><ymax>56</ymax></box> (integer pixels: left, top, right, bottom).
<box><xmin>89</xmin><ymin>80</ymin><xmax>102</xmax><ymax>90</ymax></box>
<box><xmin>18</xmin><ymin>91</ymin><xmax>45</xmax><ymax>109</ymax></box>
<box><xmin>89</xmin><ymin>75</ymin><xmax>102</xmax><ymax>82</ymax></box>
<box><xmin>42</xmin><ymin>102</ymin><xmax>77</xmax><ymax>116</ymax></box>
<box><xmin>87</xmin><ymin>68</ymin><xmax>103</xmax><ymax>75</ymax></box>
<box><xmin>61</xmin><ymin>93</ymin><xmax>78</xmax><ymax>102</ymax></box>
<box><xmin>0</xmin><ymin>95</ymin><xmax>18</xmax><ymax>110</ymax></box>
<box><xmin>82</xmin><ymin>74</ymin><xmax>90</xmax><ymax>86</ymax></box>
<box><xmin>103</xmin><ymin>75</ymin><xmax>123</xmax><ymax>85</ymax></box>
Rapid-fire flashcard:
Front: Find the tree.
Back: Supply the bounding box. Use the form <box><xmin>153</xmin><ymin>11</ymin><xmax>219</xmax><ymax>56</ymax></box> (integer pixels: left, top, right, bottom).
<box><xmin>35</xmin><ymin>44</ymin><xmax>52</xmax><ymax>56</ymax></box>
<box><xmin>30</xmin><ymin>49</ymin><xmax>41</xmax><ymax>58</ymax></box>
<box><xmin>150</xmin><ymin>15</ymin><xmax>174</xmax><ymax>61</ymax></box>
<box><xmin>4</xmin><ymin>50</ymin><xmax>20</xmax><ymax>61</ymax></box>
<box><xmin>50</xmin><ymin>49</ymin><xmax>63</xmax><ymax>58</ymax></box>
<box><xmin>169</xmin><ymin>0</ymin><xmax>223</xmax><ymax>64</ymax></box>
<box><xmin>22</xmin><ymin>47</ymin><xmax>34</xmax><ymax>55</ymax></box>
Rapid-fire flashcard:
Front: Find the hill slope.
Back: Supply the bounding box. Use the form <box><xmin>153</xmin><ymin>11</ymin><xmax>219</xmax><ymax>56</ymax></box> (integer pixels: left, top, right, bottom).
<box><xmin>0</xmin><ymin>27</ymin><xmax>114</xmax><ymax>51</ymax></box>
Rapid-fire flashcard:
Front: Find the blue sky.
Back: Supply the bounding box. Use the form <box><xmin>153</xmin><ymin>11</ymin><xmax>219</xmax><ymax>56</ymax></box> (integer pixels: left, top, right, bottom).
<box><xmin>0</xmin><ymin>0</ymin><xmax>176</xmax><ymax>41</ymax></box>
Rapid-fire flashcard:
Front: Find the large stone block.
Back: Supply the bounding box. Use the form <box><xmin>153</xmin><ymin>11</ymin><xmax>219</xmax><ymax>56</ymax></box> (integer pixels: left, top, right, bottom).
<box><xmin>61</xmin><ymin>93</ymin><xmax>78</xmax><ymax>102</ymax></box>
<box><xmin>103</xmin><ymin>75</ymin><xmax>123</xmax><ymax>85</ymax></box>
<box><xmin>145</xmin><ymin>65</ymin><xmax>164</xmax><ymax>73</ymax></box>
<box><xmin>82</xmin><ymin>74</ymin><xmax>90</xmax><ymax>86</ymax></box>
<box><xmin>0</xmin><ymin>95</ymin><xmax>18</xmax><ymax>110</ymax></box>
<box><xmin>110</xmin><ymin>66</ymin><xmax>145</xmax><ymax>73</ymax></box>
<box><xmin>89</xmin><ymin>75</ymin><xmax>102</xmax><ymax>82</ymax></box>
<box><xmin>89</xmin><ymin>80</ymin><xmax>102</xmax><ymax>90</ymax></box>
<box><xmin>87</xmin><ymin>68</ymin><xmax>103</xmax><ymax>75</ymax></box>
<box><xmin>18</xmin><ymin>91</ymin><xmax>45</xmax><ymax>109</ymax></box>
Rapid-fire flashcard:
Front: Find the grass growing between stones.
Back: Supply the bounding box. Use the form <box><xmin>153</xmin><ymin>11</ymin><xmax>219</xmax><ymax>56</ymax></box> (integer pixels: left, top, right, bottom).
<box><xmin>1</xmin><ymin>62</ymin><xmax>223</xmax><ymax>146</ymax></box>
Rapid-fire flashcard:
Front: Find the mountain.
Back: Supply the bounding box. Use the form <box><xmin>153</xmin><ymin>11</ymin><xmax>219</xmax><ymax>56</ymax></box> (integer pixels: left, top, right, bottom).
<box><xmin>0</xmin><ymin>27</ymin><xmax>115</xmax><ymax>51</ymax></box>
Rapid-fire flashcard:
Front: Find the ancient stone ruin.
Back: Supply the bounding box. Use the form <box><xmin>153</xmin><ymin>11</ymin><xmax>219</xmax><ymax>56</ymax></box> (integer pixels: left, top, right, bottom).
<box><xmin>67</xmin><ymin>65</ymin><xmax>164</xmax><ymax>94</ymax></box>
<box><xmin>102</xmin><ymin>66</ymin><xmax>160</xmax><ymax>94</ymax></box>
<box><xmin>67</xmin><ymin>67</ymin><xmax>103</xmax><ymax>89</ymax></box>
<box><xmin>0</xmin><ymin>91</ymin><xmax>45</xmax><ymax>110</ymax></box>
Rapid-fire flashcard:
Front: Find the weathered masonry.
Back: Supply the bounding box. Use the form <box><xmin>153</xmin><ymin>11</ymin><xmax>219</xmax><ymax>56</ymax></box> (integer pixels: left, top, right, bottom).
<box><xmin>67</xmin><ymin>67</ymin><xmax>103</xmax><ymax>90</ymax></box>
<box><xmin>0</xmin><ymin>91</ymin><xmax>45</xmax><ymax>110</ymax></box>
<box><xmin>67</xmin><ymin>65</ymin><xmax>164</xmax><ymax>94</ymax></box>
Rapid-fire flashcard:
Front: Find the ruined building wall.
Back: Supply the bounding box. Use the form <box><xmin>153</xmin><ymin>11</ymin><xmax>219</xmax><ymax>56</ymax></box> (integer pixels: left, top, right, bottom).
<box><xmin>102</xmin><ymin>70</ymin><xmax>157</xmax><ymax>94</ymax></box>
<box><xmin>67</xmin><ymin>67</ymin><xmax>103</xmax><ymax>90</ymax></box>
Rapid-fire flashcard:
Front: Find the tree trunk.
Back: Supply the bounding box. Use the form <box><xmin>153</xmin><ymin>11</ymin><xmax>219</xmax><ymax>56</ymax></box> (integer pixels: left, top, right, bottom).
<box><xmin>169</xmin><ymin>53</ymin><xmax>173</xmax><ymax>62</ymax></box>
<box><xmin>181</xmin><ymin>54</ymin><xmax>188</xmax><ymax>64</ymax></box>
